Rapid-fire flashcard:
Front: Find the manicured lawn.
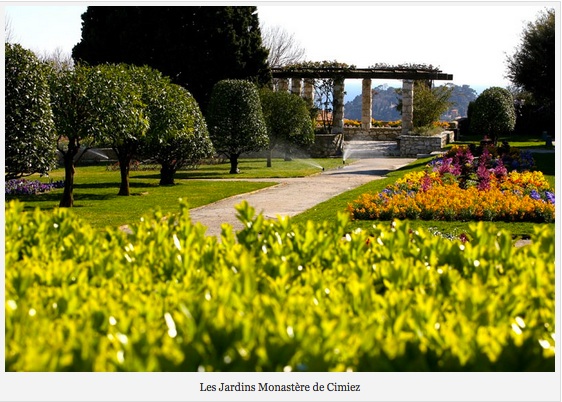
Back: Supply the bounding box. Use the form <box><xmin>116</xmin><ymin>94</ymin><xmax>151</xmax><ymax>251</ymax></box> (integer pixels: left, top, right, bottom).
<box><xmin>453</xmin><ymin>134</ymin><xmax>555</xmax><ymax>151</ymax></box>
<box><xmin>6</xmin><ymin>158</ymin><xmax>344</xmax><ymax>230</ymax></box>
<box><xmin>292</xmin><ymin>150</ymin><xmax>555</xmax><ymax>239</ymax></box>
<box><xmin>6</xmin><ymin>165</ymin><xmax>273</xmax><ymax>230</ymax></box>
<box><xmin>7</xmin><ymin>141</ymin><xmax>555</xmax><ymax>238</ymax></box>
<box><xmin>165</xmin><ymin>157</ymin><xmax>344</xmax><ymax>179</ymax></box>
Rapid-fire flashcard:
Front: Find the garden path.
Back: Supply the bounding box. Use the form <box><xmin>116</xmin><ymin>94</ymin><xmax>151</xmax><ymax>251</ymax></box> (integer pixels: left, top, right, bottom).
<box><xmin>188</xmin><ymin>156</ymin><xmax>416</xmax><ymax>239</ymax></box>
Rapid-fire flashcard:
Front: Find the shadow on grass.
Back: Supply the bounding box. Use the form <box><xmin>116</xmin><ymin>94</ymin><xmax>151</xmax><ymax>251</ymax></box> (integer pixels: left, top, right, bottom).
<box><xmin>6</xmin><ymin>192</ymin><xmax>119</xmax><ymax>205</ymax></box>
<box><xmin>529</xmin><ymin>152</ymin><xmax>555</xmax><ymax>176</ymax></box>
<box><xmin>134</xmin><ymin>171</ymin><xmax>234</xmax><ymax>180</ymax></box>
<box><xmin>73</xmin><ymin>181</ymin><xmax>159</xmax><ymax>189</ymax></box>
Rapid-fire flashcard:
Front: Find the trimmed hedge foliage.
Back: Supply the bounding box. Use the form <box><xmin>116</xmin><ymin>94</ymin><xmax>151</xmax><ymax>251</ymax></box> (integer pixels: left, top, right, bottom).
<box><xmin>5</xmin><ymin>200</ymin><xmax>555</xmax><ymax>371</ymax></box>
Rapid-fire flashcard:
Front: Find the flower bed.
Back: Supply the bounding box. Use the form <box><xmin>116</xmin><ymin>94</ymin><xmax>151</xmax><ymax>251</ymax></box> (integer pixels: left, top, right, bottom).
<box><xmin>5</xmin><ymin>179</ymin><xmax>65</xmax><ymax>196</ymax></box>
<box><xmin>348</xmin><ymin>144</ymin><xmax>555</xmax><ymax>223</ymax></box>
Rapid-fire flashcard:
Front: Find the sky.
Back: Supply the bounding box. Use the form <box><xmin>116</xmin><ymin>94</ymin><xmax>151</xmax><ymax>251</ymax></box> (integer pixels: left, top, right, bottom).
<box><xmin>4</xmin><ymin>2</ymin><xmax>556</xmax><ymax>98</ymax></box>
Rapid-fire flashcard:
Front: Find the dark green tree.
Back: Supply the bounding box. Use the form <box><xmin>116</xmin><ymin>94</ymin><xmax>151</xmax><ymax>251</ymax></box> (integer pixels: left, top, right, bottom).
<box><xmin>469</xmin><ymin>87</ymin><xmax>516</xmax><ymax>145</ymax></box>
<box><xmin>5</xmin><ymin>43</ymin><xmax>57</xmax><ymax>180</ymax></box>
<box><xmin>140</xmin><ymin>78</ymin><xmax>214</xmax><ymax>185</ymax></box>
<box><xmin>207</xmin><ymin>80</ymin><xmax>268</xmax><ymax>174</ymax></box>
<box><xmin>506</xmin><ymin>8</ymin><xmax>554</xmax><ymax>135</ymax></box>
<box><xmin>259</xmin><ymin>88</ymin><xmax>314</xmax><ymax>167</ymax></box>
<box><xmin>72</xmin><ymin>6</ymin><xmax>271</xmax><ymax>113</ymax></box>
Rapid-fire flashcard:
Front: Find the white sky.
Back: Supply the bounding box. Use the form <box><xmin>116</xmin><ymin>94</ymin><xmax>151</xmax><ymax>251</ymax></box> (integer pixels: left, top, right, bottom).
<box><xmin>4</xmin><ymin>2</ymin><xmax>557</xmax><ymax>95</ymax></box>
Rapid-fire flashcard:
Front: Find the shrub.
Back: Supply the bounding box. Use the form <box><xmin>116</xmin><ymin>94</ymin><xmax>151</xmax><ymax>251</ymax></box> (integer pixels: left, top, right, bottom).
<box><xmin>5</xmin><ymin>200</ymin><xmax>555</xmax><ymax>371</ymax></box>
<box><xmin>469</xmin><ymin>87</ymin><xmax>516</xmax><ymax>145</ymax></box>
<box><xmin>5</xmin><ymin>43</ymin><xmax>57</xmax><ymax>180</ymax></box>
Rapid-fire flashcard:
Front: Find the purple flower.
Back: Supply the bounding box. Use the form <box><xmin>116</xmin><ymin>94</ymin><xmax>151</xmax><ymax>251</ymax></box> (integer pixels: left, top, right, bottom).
<box><xmin>476</xmin><ymin>164</ymin><xmax>490</xmax><ymax>190</ymax></box>
<box><xmin>421</xmin><ymin>174</ymin><xmax>432</xmax><ymax>191</ymax></box>
<box><xmin>530</xmin><ymin>190</ymin><xmax>541</xmax><ymax>200</ymax></box>
<box><xmin>5</xmin><ymin>179</ymin><xmax>64</xmax><ymax>196</ymax></box>
<box><xmin>492</xmin><ymin>159</ymin><xmax>507</xmax><ymax>178</ymax></box>
<box><xmin>545</xmin><ymin>191</ymin><xmax>555</xmax><ymax>204</ymax></box>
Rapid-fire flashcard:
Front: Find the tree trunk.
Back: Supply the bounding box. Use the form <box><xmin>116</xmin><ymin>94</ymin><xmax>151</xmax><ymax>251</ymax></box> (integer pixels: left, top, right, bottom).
<box><xmin>229</xmin><ymin>154</ymin><xmax>240</xmax><ymax>174</ymax></box>
<box><xmin>59</xmin><ymin>153</ymin><xmax>76</xmax><ymax>208</ymax></box>
<box><xmin>118</xmin><ymin>156</ymin><xmax>131</xmax><ymax>196</ymax></box>
<box><xmin>159</xmin><ymin>163</ymin><xmax>176</xmax><ymax>185</ymax></box>
<box><xmin>59</xmin><ymin>140</ymin><xmax>79</xmax><ymax>208</ymax></box>
<box><xmin>267</xmin><ymin>148</ymin><xmax>272</xmax><ymax>168</ymax></box>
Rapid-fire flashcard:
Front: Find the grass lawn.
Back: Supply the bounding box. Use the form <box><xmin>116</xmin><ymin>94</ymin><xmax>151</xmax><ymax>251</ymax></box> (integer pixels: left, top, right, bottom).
<box><xmin>6</xmin><ymin>141</ymin><xmax>555</xmax><ymax>238</ymax></box>
<box><xmin>6</xmin><ymin>158</ymin><xmax>342</xmax><ymax>230</ymax></box>
<box><xmin>292</xmin><ymin>149</ymin><xmax>555</xmax><ymax>239</ymax></box>
<box><xmin>453</xmin><ymin>133</ymin><xmax>556</xmax><ymax>151</ymax></box>
<box><xmin>165</xmin><ymin>157</ymin><xmax>344</xmax><ymax>179</ymax></box>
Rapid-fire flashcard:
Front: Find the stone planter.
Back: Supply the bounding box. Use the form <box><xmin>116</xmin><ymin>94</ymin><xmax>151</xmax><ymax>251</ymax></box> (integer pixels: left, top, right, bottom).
<box><xmin>399</xmin><ymin>131</ymin><xmax>454</xmax><ymax>157</ymax></box>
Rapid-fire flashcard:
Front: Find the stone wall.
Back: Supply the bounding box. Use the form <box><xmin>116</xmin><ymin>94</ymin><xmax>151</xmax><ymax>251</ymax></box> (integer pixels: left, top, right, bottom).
<box><xmin>244</xmin><ymin>134</ymin><xmax>343</xmax><ymax>159</ymax></box>
<box><xmin>399</xmin><ymin>131</ymin><xmax>454</xmax><ymax>157</ymax></box>
<box><xmin>343</xmin><ymin>127</ymin><xmax>401</xmax><ymax>141</ymax></box>
<box><xmin>306</xmin><ymin>133</ymin><xmax>344</xmax><ymax>157</ymax></box>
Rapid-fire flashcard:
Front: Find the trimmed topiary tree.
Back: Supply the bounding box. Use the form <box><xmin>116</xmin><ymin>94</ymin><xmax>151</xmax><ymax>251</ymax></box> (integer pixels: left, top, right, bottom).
<box><xmin>469</xmin><ymin>87</ymin><xmax>516</xmax><ymax>145</ymax></box>
<box><xmin>259</xmin><ymin>88</ymin><xmax>314</xmax><ymax>167</ymax></box>
<box><xmin>5</xmin><ymin>43</ymin><xmax>57</xmax><ymax>180</ymax></box>
<box><xmin>141</xmin><ymin>78</ymin><xmax>214</xmax><ymax>185</ymax></box>
<box><xmin>47</xmin><ymin>64</ymin><xmax>101</xmax><ymax>207</ymax></box>
<box><xmin>89</xmin><ymin>64</ymin><xmax>150</xmax><ymax>196</ymax></box>
<box><xmin>206</xmin><ymin>79</ymin><xmax>268</xmax><ymax>174</ymax></box>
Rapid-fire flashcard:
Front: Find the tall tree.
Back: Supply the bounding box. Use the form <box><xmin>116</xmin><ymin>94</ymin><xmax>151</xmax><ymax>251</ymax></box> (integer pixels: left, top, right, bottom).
<box><xmin>5</xmin><ymin>43</ymin><xmax>57</xmax><ymax>180</ymax></box>
<box><xmin>260</xmin><ymin>23</ymin><xmax>306</xmax><ymax>67</ymax></box>
<box><xmin>506</xmin><ymin>8</ymin><xmax>555</xmax><ymax>136</ymax></box>
<box><xmin>506</xmin><ymin>9</ymin><xmax>554</xmax><ymax>111</ymax></box>
<box><xmin>207</xmin><ymin>80</ymin><xmax>268</xmax><ymax>174</ymax></box>
<box><xmin>72</xmin><ymin>6</ymin><xmax>271</xmax><ymax>113</ymax></box>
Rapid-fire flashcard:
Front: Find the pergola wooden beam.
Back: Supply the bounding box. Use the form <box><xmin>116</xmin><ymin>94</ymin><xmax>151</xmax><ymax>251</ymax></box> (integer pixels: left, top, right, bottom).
<box><xmin>271</xmin><ymin>67</ymin><xmax>453</xmax><ymax>81</ymax></box>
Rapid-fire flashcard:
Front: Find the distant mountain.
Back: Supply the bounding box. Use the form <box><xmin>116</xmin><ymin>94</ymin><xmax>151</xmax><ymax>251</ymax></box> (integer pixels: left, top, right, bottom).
<box><xmin>344</xmin><ymin>84</ymin><xmax>478</xmax><ymax>121</ymax></box>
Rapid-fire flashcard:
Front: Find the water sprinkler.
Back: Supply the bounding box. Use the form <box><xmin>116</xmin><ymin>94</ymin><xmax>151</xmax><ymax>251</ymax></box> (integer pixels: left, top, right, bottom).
<box><xmin>342</xmin><ymin>159</ymin><xmax>346</xmax><ymax>165</ymax></box>
<box><xmin>322</xmin><ymin>167</ymin><xmax>325</xmax><ymax>171</ymax></box>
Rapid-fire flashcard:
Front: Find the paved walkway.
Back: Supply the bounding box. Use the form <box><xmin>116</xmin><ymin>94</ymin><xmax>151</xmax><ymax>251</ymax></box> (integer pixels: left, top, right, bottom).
<box><xmin>188</xmin><ymin>156</ymin><xmax>416</xmax><ymax>238</ymax></box>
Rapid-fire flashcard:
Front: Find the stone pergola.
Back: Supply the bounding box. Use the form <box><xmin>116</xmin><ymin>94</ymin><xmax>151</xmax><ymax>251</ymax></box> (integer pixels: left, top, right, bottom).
<box><xmin>271</xmin><ymin>66</ymin><xmax>453</xmax><ymax>135</ymax></box>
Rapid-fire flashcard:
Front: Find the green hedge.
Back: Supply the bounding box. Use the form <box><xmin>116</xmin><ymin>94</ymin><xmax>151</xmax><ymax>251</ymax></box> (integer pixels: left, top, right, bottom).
<box><xmin>5</xmin><ymin>200</ymin><xmax>555</xmax><ymax>371</ymax></box>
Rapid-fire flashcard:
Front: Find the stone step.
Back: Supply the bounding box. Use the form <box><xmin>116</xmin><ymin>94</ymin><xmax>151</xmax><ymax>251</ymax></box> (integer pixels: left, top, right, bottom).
<box><xmin>342</xmin><ymin>140</ymin><xmax>399</xmax><ymax>159</ymax></box>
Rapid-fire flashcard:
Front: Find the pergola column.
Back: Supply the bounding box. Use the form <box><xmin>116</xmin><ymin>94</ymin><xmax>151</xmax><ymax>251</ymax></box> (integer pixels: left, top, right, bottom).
<box><xmin>361</xmin><ymin>78</ymin><xmax>372</xmax><ymax>129</ymax></box>
<box><xmin>401</xmin><ymin>79</ymin><xmax>414</xmax><ymax>135</ymax></box>
<box><xmin>303</xmin><ymin>79</ymin><xmax>314</xmax><ymax>108</ymax></box>
<box><xmin>277</xmin><ymin>78</ymin><xmax>289</xmax><ymax>92</ymax></box>
<box><xmin>290</xmin><ymin>78</ymin><xmax>302</xmax><ymax>95</ymax></box>
<box><xmin>332</xmin><ymin>77</ymin><xmax>345</xmax><ymax>134</ymax></box>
